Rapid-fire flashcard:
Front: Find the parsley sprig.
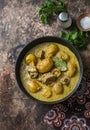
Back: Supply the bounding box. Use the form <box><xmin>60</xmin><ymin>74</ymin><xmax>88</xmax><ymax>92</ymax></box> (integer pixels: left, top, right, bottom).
<box><xmin>60</xmin><ymin>28</ymin><xmax>89</xmax><ymax>50</ymax></box>
<box><xmin>37</xmin><ymin>0</ymin><xmax>66</xmax><ymax>24</ymax></box>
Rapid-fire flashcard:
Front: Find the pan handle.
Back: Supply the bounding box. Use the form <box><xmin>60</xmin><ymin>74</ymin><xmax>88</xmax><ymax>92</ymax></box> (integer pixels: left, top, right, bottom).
<box><xmin>8</xmin><ymin>44</ymin><xmax>25</xmax><ymax>64</ymax></box>
<box><xmin>13</xmin><ymin>44</ymin><xmax>25</xmax><ymax>60</ymax></box>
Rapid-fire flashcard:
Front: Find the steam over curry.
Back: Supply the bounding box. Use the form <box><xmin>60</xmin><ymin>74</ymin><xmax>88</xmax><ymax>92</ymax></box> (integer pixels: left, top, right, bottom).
<box><xmin>20</xmin><ymin>43</ymin><xmax>80</xmax><ymax>102</ymax></box>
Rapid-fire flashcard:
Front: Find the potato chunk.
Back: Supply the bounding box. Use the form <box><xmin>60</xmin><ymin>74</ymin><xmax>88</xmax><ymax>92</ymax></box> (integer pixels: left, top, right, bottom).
<box><xmin>66</xmin><ymin>62</ymin><xmax>77</xmax><ymax>77</ymax></box>
<box><xmin>42</xmin><ymin>88</ymin><xmax>52</xmax><ymax>98</ymax></box>
<box><xmin>36</xmin><ymin>58</ymin><xmax>53</xmax><ymax>73</ymax></box>
<box><xmin>53</xmin><ymin>82</ymin><xmax>63</xmax><ymax>94</ymax></box>
<box><xmin>25</xmin><ymin>54</ymin><xmax>37</xmax><ymax>65</ymax></box>
<box><xmin>46</xmin><ymin>44</ymin><xmax>58</xmax><ymax>57</ymax></box>
<box><xmin>56</xmin><ymin>51</ymin><xmax>69</xmax><ymax>61</ymax></box>
<box><xmin>27</xmin><ymin>80</ymin><xmax>41</xmax><ymax>93</ymax></box>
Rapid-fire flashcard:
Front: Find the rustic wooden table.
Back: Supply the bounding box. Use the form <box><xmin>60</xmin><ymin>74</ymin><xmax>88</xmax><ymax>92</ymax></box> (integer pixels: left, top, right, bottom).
<box><xmin>0</xmin><ymin>0</ymin><xmax>90</xmax><ymax>130</ymax></box>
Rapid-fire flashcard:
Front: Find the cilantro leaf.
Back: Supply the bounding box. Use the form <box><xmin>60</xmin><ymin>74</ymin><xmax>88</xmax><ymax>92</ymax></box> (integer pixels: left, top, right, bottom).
<box><xmin>60</xmin><ymin>29</ymin><xmax>89</xmax><ymax>50</ymax></box>
<box><xmin>37</xmin><ymin>0</ymin><xmax>66</xmax><ymax>24</ymax></box>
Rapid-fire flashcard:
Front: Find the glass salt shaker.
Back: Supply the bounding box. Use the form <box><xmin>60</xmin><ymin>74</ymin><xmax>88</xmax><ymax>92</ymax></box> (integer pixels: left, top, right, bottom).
<box><xmin>57</xmin><ymin>12</ymin><xmax>72</xmax><ymax>29</ymax></box>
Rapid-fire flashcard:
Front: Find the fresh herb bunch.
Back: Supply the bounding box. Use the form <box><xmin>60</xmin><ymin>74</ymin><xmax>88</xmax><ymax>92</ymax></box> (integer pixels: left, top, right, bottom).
<box><xmin>37</xmin><ymin>0</ymin><xmax>66</xmax><ymax>24</ymax></box>
<box><xmin>60</xmin><ymin>28</ymin><xmax>89</xmax><ymax>50</ymax></box>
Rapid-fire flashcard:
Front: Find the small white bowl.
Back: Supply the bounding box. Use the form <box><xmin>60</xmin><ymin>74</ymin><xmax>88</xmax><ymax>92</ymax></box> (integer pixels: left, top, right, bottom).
<box><xmin>76</xmin><ymin>13</ymin><xmax>90</xmax><ymax>32</ymax></box>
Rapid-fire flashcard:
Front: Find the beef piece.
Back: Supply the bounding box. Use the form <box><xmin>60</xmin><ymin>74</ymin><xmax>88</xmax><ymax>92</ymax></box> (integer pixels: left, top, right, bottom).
<box><xmin>45</xmin><ymin>75</ymin><xmax>57</xmax><ymax>85</ymax></box>
<box><xmin>60</xmin><ymin>76</ymin><xmax>70</xmax><ymax>85</ymax></box>
<box><xmin>26</xmin><ymin>65</ymin><xmax>38</xmax><ymax>79</ymax></box>
<box><xmin>38</xmin><ymin>73</ymin><xmax>57</xmax><ymax>85</ymax></box>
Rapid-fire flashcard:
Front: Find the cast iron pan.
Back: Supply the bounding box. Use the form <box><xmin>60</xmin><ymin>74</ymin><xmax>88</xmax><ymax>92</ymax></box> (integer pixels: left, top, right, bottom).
<box><xmin>15</xmin><ymin>36</ymin><xmax>83</xmax><ymax>104</ymax></box>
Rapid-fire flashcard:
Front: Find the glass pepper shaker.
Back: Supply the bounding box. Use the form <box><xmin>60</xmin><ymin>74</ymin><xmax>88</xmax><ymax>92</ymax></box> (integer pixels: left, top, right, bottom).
<box><xmin>57</xmin><ymin>12</ymin><xmax>72</xmax><ymax>29</ymax></box>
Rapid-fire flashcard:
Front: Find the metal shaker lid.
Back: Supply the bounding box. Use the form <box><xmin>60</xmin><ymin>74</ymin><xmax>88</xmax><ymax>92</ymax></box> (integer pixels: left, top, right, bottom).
<box><xmin>59</xmin><ymin>12</ymin><xmax>69</xmax><ymax>21</ymax></box>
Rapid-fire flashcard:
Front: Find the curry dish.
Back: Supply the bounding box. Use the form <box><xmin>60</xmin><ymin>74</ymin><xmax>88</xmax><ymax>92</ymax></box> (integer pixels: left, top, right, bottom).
<box><xmin>20</xmin><ymin>43</ymin><xmax>80</xmax><ymax>102</ymax></box>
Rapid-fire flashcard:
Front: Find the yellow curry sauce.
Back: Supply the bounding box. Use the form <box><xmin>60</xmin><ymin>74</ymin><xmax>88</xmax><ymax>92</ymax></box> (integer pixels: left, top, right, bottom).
<box><xmin>20</xmin><ymin>43</ymin><xmax>80</xmax><ymax>102</ymax></box>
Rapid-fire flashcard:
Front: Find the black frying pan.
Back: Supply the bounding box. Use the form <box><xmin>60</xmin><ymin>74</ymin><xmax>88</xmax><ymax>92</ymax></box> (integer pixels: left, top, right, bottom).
<box><xmin>15</xmin><ymin>36</ymin><xmax>83</xmax><ymax>104</ymax></box>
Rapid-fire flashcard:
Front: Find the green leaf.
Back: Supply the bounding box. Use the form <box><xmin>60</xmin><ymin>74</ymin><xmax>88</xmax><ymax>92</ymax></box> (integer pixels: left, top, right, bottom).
<box><xmin>37</xmin><ymin>0</ymin><xmax>66</xmax><ymax>24</ymax></box>
<box><xmin>71</xmin><ymin>32</ymin><xmax>78</xmax><ymax>40</ymax></box>
<box><xmin>40</xmin><ymin>14</ymin><xmax>48</xmax><ymax>24</ymax></box>
<box><xmin>60</xmin><ymin>29</ymin><xmax>89</xmax><ymax>50</ymax></box>
<box><xmin>52</xmin><ymin>56</ymin><xmax>67</xmax><ymax>71</ymax></box>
